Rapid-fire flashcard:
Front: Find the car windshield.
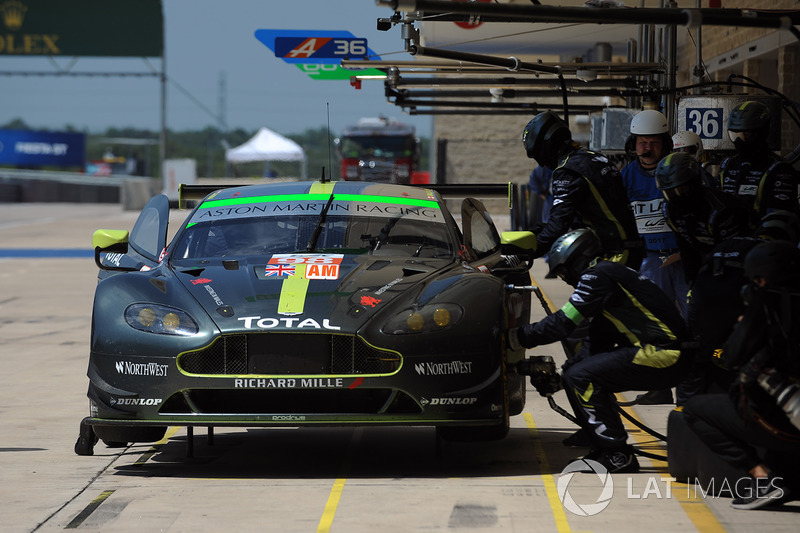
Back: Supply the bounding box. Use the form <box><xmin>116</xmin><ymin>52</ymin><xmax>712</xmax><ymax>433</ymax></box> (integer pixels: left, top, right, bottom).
<box><xmin>170</xmin><ymin>214</ymin><xmax>456</xmax><ymax>260</ymax></box>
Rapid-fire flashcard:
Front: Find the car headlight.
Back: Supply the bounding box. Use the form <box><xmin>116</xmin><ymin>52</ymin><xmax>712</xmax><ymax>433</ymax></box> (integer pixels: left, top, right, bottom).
<box><xmin>381</xmin><ymin>303</ymin><xmax>463</xmax><ymax>335</ymax></box>
<box><xmin>124</xmin><ymin>303</ymin><xmax>199</xmax><ymax>335</ymax></box>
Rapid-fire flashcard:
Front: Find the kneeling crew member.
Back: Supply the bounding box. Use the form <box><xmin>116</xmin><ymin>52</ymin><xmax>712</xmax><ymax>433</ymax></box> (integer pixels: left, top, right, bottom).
<box><xmin>509</xmin><ymin>229</ymin><xmax>691</xmax><ymax>473</ymax></box>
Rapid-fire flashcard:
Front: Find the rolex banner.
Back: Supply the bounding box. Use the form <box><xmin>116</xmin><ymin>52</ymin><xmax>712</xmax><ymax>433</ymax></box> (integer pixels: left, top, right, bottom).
<box><xmin>0</xmin><ymin>0</ymin><xmax>163</xmax><ymax>57</ymax></box>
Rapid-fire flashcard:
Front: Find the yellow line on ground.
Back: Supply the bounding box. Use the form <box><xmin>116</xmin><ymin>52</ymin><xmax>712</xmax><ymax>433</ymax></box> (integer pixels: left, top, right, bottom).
<box><xmin>524</xmin><ymin>413</ymin><xmax>572</xmax><ymax>533</ymax></box>
<box><xmin>616</xmin><ymin>395</ymin><xmax>727</xmax><ymax>533</ymax></box>
<box><xmin>317</xmin><ymin>478</ymin><xmax>347</xmax><ymax>533</ymax></box>
<box><xmin>316</xmin><ymin>428</ymin><xmax>362</xmax><ymax>533</ymax></box>
<box><xmin>133</xmin><ymin>426</ymin><xmax>180</xmax><ymax>466</ymax></box>
<box><xmin>64</xmin><ymin>490</ymin><xmax>115</xmax><ymax>529</ymax></box>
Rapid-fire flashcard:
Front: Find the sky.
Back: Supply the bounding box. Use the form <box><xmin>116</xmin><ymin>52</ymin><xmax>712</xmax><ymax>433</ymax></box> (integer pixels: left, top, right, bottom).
<box><xmin>0</xmin><ymin>0</ymin><xmax>434</xmax><ymax>138</ymax></box>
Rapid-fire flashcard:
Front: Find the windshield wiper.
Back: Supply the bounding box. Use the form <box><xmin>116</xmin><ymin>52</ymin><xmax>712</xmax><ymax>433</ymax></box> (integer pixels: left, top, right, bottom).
<box><xmin>372</xmin><ymin>216</ymin><xmax>401</xmax><ymax>253</ymax></box>
<box><xmin>306</xmin><ymin>194</ymin><xmax>335</xmax><ymax>252</ymax></box>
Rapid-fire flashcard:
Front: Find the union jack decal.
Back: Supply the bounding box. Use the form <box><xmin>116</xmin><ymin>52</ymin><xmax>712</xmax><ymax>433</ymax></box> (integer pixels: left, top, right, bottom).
<box><xmin>265</xmin><ymin>264</ymin><xmax>295</xmax><ymax>277</ymax></box>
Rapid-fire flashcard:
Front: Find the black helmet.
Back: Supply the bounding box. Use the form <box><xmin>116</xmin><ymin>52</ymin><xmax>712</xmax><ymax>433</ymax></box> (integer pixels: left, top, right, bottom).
<box><xmin>727</xmin><ymin>100</ymin><xmax>770</xmax><ymax>132</ymax></box>
<box><xmin>753</xmin><ymin>210</ymin><xmax>800</xmax><ymax>246</ymax></box>
<box><xmin>727</xmin><ymin>101</ymin><xmax>770</xmax><ymax>152</ymax></box>
<box><xmin>744</xmin><ymin>240</ymin><xmax>800</xmax><ymax>289</ymax></box>
<box><xmin>545</xmin><ymin>229</ymin><xmax>602</xmax><ymax>286</ymax></box>
<box><xmin>522</xmin><ymin>111</ymin><xmax>572</xmax><ymax>169</ymax></box>
<box><xmin>655</xmin><ymin>152</ymin><xmax>702</xmax><ymax>191</ymax></box>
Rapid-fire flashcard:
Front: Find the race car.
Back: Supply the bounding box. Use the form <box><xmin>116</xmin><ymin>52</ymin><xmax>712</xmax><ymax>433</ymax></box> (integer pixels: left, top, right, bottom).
<box><xmin>75</xmin><ymin>178</ymin><xmax>534</xmax><ymax>455</ymax></box>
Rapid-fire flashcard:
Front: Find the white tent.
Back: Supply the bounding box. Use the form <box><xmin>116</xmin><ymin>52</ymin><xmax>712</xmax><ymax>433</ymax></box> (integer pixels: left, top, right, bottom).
<box><xmin>225</xmin><ymin>126</ymin><xmax>307</xmax><ymax>178</ymax></box>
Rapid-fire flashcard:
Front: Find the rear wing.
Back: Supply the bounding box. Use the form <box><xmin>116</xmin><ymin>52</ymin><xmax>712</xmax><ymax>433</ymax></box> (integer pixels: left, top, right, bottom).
<box><xmin>179</xmin><ymin>182</ymin><xmax>515</xmax><ymax>208</ymax></box>
<box><xmin>416</xmin><ymin>183</ymin><xmax>513</xmax><ymax>208</ymax></box>
<box><xmin>178</xmin><ymin>181</ymin><xmax>524</xmax><ymax>229</ymax></box>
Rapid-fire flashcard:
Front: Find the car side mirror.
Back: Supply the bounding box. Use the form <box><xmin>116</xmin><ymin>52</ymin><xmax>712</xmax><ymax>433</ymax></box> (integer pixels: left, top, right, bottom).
<box><xmin>500</xmin><ymin>231</ymin><xmax>537</xmax><ymax>266</ymax></box>
<box><xmin>92</xmin><ymin>229</ymin><xmax>136</xmax><ymax>271</ymax></box>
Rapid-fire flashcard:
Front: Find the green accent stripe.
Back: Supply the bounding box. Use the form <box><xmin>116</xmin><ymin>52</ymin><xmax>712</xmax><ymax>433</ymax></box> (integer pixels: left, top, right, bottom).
<box><xmin>560</xmin><ymin>301</ymin><xmax>585</xmax><ymax>324</ymax></box>
<box><xmin>198</xmin><ymin>193</ymin><xmax>440</xmax><ymax>210</ymax></box>
<box><xmin>619</xmin><ymin>284</ymin><xmax>677</xmax><ymax>341</ymax></box>
<box><xmin>278</xmin><ymin>264</ymin><xmax>310</xmax><ymax>314</ymax></box>
<box><xmin>584</xmin><ymin>178</ymin><xmax>630</xmax><ymax>240</ymax></box>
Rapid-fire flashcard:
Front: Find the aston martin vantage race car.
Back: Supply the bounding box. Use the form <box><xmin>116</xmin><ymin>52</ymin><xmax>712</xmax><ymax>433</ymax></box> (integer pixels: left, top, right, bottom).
<box><xmin>75</xmin><ymin>179</ymin><xmax>536</xmax><ymax>455</ymax></box>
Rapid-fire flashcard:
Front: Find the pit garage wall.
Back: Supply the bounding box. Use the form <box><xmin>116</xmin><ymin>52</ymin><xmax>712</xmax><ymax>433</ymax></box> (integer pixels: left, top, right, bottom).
<box><xmin>677</xmin><ymin>0</ymin><xmax>800</xmax><ymax>154</ymax></box>
<box><xmin>433</xmin><ymin>0</ymin><xmax>800</xmax><ymax>196</ymax></box>
<box><xmin>433</xmin><ymin>111</ymin><xmax>593</xmax><ymax>215</ymax></box>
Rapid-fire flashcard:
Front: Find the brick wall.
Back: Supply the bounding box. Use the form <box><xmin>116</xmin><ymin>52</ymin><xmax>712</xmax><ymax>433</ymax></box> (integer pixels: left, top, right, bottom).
<box><xmin>432</xmin><ymin>1</ymin><xmax>800</xmax><ymax>198</ymax></box>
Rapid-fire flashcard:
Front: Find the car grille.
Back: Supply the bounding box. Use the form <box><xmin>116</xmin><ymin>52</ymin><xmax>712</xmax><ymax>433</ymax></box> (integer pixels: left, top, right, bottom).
<box><xmin>178</xmin><ymin>334</ymin><xmax>401</xmax><ymax>376</ymax></box>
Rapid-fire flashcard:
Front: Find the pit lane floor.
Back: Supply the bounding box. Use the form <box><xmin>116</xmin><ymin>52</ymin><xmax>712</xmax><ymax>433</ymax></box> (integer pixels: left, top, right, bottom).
<box><xmin>1</xmin><ymin>203</ymin><xmax>798</xmax><ymax>532</ymax></box>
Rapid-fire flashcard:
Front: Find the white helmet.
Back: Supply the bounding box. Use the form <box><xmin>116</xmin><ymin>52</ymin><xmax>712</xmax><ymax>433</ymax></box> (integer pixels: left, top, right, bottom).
<box><xmin>626</xmin><ymin>109</ymin><xmax>672</xmax><ymax>157</ymax></box>
<box><xmin>672</xmin><ymin>130</ymin><xmax>705</xmax><ymax>162</ymax></box>
<box><xmin>630</xmin><ymin>109</ymin><xmax>669</xmax><ymax>135</ymax></box>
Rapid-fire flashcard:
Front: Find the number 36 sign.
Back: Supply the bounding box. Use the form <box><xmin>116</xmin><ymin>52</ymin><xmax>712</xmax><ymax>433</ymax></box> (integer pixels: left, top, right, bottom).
<box><xmin>677</xmin><ymin>96</ymin><xmax>781</xmax><ymax>150</ymax></box>
<box><xmin>685</xmin><ymin>107</ymin><xmax>723</xmax><ymax>139</ymax></box>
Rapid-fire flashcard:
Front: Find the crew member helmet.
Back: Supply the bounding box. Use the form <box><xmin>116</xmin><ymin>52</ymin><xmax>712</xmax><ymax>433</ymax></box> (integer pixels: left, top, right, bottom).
<box><xmin>522</xmin><ymin>111</ymin><xmax>572</xmax><ymax>169</ymax></box>
<box><xmin>744</xmin><ymin>240</ymin><xmax>800</xmax><ymax>289</ymax></box>
<box><xmin>727</xmin><ymin>100</ymin><xmax>770</xmax><ymax>132</ymax></box>
<box><xmin>753</xmin><ymin>210</ymin><xmax>800</xmax><ymax>246</ymax></box>
<box><xmin>545</xmin><ymin>229</ymin><xmax>602</xmax><ymax>286</ymax></box>
<box><xmin>727</xmin><ymin>101</ymin><xmax>770</xmax><ymax>150</ymax></box>
<box><xmin>655</xmin><ymin>152</ymin><xmax>702</xmax><ymax>191</ymax></box>
<box><xmin>625</xmin><ymin>109</ymin><xmax>673</xmax><ymax>157</ymax></box>
<box><xmin>672</xmin><ymin>131</ymin><xmax>705</xmax><ymax>162</ymax></box>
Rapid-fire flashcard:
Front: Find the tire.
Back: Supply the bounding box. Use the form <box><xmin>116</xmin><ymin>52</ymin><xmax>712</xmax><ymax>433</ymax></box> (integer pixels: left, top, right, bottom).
<box><xmin>507</xmin><ymin>373</ymin><xmax>527</xmax><ymax>416</ymax></box>
<box><xmin>436</xmin><ymin>421</ymin><xmax>509</xmax><ymax>442</ymax></box>
<box><xmin>74</xmin><ymin>420</ymin><xmax>98</xmax><ymax>456</ymax></box>
<box><xmin>93</xmin><ymin>425</ymin><xmax>167</xmax><ymax>444</ymax></box>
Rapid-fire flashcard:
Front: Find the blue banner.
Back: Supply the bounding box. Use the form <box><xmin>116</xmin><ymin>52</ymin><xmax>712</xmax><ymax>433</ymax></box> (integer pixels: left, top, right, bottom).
<box><xmin>0</xmin><ymin>129</ymin><xmax>86</xmax><ymax>167</ymax></box>
<box><xmin>255</xmin><ymin>29</ymin><xmax>381</xmax><ymax>65</ymax></box>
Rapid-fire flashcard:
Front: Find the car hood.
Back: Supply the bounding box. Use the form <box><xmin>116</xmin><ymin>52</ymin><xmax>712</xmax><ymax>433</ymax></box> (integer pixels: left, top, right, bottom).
<box><xmin>172</xmin><ymin>254</ymin><xmax>458</xmax><ymax>335</ymax></box>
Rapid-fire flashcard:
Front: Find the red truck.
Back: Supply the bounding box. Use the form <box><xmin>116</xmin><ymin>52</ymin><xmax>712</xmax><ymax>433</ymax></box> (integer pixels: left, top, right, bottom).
<box><xmin>335</xmin><ymin>117</ymin><xmax>422</xmax><ymax>184</ymax></box>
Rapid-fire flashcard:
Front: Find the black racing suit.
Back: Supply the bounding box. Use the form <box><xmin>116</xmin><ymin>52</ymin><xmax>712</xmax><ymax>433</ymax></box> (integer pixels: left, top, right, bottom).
<box><xmin>683</xmin><ymin>284</ymin><xmax>800</xmax><ymax>475</ymax></box>
<box><xmin>663</xmin><ymin>187</ymin><xmax>752</xmax><ymax>285</ymax></box>
<box><xmin>516</xmin><ymin>260</ymin><xmax>691</xmax><ymax>449</ymax></box>
<box><xmin>679</xmin><ymin>237</ymin><xmax>764</xmax><ymax>405</ymax></box>
<box><xmin>533</xmin><ymin>144</ymin><xmax>644</xmax><ymax>270</ymax></box>
<box><xmin>718</xmin><ymin>151</ymin><xmax>800</xmax><ymax>218</ymax></box>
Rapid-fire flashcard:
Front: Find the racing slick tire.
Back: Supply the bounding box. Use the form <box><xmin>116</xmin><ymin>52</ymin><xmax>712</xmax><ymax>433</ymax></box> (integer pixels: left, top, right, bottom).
<box><xmin>667</xmin><ymin>409</ymin><xmax>748</xmax><ymax>495</ymax></box>
<box><xmin>74</xmin><ymin>420</ymin><xmax>99</xmax><ymax>456</ymax></box>
<box><xmin>93</xmin><ymin>425</ymin><xmax>168</xmax><ymax>445</ymax></box>
<box><xmin>508</xmin><ymin>374</ymin><xmax>527</xmax><ymax>416</ymax></box>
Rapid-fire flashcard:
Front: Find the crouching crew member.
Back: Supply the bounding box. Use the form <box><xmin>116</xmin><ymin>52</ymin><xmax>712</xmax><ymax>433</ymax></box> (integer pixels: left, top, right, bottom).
<box><xmin>509</xmin><ymin>229</ymin><xmax>691</xmax><ymax>473</ymax></box>
<box><xmin>682</xmin><ymin>241</ymin><xmax>800</xmax><ymax>510</ymax></box>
